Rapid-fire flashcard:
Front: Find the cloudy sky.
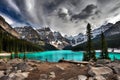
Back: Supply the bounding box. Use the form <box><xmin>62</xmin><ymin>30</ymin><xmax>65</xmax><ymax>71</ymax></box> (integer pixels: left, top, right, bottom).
<box><xmin>0</xmin><ymin>0</ymin><xmax>120</xmax><ymax>36</ymax></box>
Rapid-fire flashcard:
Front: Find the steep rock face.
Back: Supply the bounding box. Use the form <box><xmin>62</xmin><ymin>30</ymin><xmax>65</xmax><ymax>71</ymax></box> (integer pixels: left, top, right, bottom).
<box><xmin>14</xmin><ymin>26</ymin><xmax>41</xmax><ymax>43</ymax></box>
<box><xmin>104</xmin><ymin>21</ymin><xmax>120</xmax><ymax>37</ymax></box>
<box><xmin>37</xmin><ymin>27</ymin><xmax>70</xmax><ymax>49</ymax></box>
<box><xmin>0</xmin><ymin>16</ymin><xmax>20</xmax><ymax>38</ymax></box>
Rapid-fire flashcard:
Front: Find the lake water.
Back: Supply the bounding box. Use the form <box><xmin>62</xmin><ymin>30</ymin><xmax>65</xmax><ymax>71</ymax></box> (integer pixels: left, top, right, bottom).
<box><xmin>19</xmin><ymin>50</ymin><xmax>120</xmax><ymax>62</ymax></box>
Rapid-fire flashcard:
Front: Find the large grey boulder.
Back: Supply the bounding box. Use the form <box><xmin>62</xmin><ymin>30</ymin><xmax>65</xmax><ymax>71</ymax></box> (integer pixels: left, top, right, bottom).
<box><xmin>88</xmin><ymin>67</ymin><xmax>113</xmax><ymax>77</ymax></box>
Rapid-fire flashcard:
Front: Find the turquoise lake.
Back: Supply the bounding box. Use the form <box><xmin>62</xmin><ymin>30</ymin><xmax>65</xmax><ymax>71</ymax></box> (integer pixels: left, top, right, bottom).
<box><xmin>19</xmin><ymin>50</ymin><xmax>120</xmax><ymax>62</ymax></box>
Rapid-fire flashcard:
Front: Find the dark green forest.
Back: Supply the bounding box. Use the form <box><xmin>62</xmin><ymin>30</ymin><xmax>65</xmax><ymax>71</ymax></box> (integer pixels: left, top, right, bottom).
<box><xmin>0</xmin><ymin>26</ymin><xmax>43</xmax><ymax>53</ymax></box>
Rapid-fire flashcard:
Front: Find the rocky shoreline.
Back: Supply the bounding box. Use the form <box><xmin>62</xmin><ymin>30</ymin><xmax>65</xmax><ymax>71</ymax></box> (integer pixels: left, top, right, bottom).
<box><xmin>0</xmin><ymin>59</ymin><xmax>119</xmax><ymax>80</ymax></box>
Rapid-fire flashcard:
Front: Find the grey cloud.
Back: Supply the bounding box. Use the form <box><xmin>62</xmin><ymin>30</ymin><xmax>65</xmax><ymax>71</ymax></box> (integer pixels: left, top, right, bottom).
<box><xmin>71</xmin><ymin>4</ymin><xmax>98</xmax><ymax>20</ymax></box>
<box><xmin>4</xmin><ymin>0</ymin><xmax>120</xmax><ymax>36</ymax></box>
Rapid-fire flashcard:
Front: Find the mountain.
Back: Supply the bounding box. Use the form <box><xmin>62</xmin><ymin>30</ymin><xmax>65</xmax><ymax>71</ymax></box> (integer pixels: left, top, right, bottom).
<box><xmin>37</xmin><ymin>27</ymin><xmax>70</xmax><ymax>49</ymax></box>
<box><xmin>65</xmin><ymin>33</ymin><xmax>87</xmax><ymax>46</ymax></box>
<box><xmin>0</xmin><ymin>16</ymin><xmax>20</xmax><ymax>38</ymax></box>
<box><xmin>92</xmin><ymin>23</ymin><xmax>113</xmax><ymax>38</ymax></box>
<box><xmin>71</xmin><ymin>22</ymin><xmax>120</xmax><ymax>51</ymax></box>
<box><xmin>14</xmin><ymin>26</ymin><xmax>41</xmax><ymax>43</ymax></box>
<box><xmin>65</xmin><ymin>23</ymin><xmax>113</xmax><ymax>46</ymax></box>
<box><xmin>104</xmin><ymin>21</ymin><xmax>120</xmax><ymax>36</ymax></box>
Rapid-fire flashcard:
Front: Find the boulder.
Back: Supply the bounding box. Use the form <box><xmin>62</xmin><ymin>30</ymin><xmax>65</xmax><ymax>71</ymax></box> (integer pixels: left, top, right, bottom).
<box><xmin>11</xmin><ymin>72</ymin><xmax>29</xmax><ymax>80</ymax></box>
<box><xmin>94</xmin><ymin>75</ymin><xmax>106</xmax><ymax>80</ymax></box>
<box><xmin>96</xmin><ymin>59</ymin><xmax>111</xmax><ymax>64</ymax></box>
<box><xmin>78</xmin><ymin>75</ymin><xmax>87</xmax><ymax>80</ymax></box>
<box><xmin>13</xmin><ymin>62</ymin><xmax>32</xmax><ymax>72</ymax></box>
<box><xmin>88</xmin><ymin>67</ymin><xmax>113</xmax><ymax>77</ymax></box>
<box><xmin>107</xmin><ymin>62</ymin><xmax>120</xmax><ymax>74</ymax></box>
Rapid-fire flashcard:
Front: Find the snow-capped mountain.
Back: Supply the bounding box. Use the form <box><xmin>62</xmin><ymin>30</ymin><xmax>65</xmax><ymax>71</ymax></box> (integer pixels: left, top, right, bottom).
<box><xmin>14</xmin><ymin>26</ymin><xmax>41</xmax><ymax>43</ymax></box>
<box><xmin>104</xmin><ymin>21</ymin><xmax>120</xmax><ymax>36</ymax></box>
<box><xmin>37</xmin><ymin>27</ymin><xmax>70</xmax><ymax>49</ymax></box>
<box><xmin>65</xmin><ymin>23</ymin><xmax>113</xmax><ymax>46</ymax></box>
<box><xmin>65</xmin><ymin>33</ymin><xmax>87</xmax><ymax>46</ymax></box>
<box><xmin>92</xmin><ymin>23</ymin><xmax>113</xmax><ymax>38</ymax></box>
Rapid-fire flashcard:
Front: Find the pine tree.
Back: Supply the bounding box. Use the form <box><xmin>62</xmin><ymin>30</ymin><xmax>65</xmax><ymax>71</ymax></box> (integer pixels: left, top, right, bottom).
<box><xmin>83</xmin><ymin>23</ymin><xmax>96</xmax><ymax>61</ymax></box>
<box><xmin>100</xmin><ymin>32</ymin><xmax>110</xmax><ymax>59</ymax></box>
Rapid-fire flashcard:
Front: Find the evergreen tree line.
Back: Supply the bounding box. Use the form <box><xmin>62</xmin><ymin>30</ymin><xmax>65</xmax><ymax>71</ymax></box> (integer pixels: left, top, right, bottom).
<box><xmin>0</xmin><ymin>27</ymin><xmax>43</xmax><ymax>54</ymax></box>
<box><xmin>83</xmin><ymin>23</ymin><xmax>109</xmax><ymax>61</ymax></box>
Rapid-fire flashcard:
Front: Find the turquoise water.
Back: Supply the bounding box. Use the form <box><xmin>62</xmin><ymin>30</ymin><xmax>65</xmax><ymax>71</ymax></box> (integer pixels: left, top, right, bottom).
<box><xmin>19</xmin><ymin>50</ymin><xmax>120</xmax><ymax>62</ymax></box>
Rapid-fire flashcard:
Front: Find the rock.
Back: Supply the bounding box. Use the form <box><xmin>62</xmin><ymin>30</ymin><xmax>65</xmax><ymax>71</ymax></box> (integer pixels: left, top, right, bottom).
<box><xmin>78</xmin><ymin>75</ymin><xmax>87</xmax><ymax>80</ymax></box>
<box><xmin>113</xmin><ymin>67</ymin><xmax>120</xmax><ymax>74</ymax></box>
<box><xmin>96</xmin><ymin>59</ymin><xmax>111</xmax><ymax>64</ymax></box>
<box><xmin>8</xmin><ymin>59</ymin><xmax>23</xmax><ymax>64</ymax></box>
<box><xmin>4</xmin><ymin>68</ymin><xmax>11</xmax><ymax>75</ymax></box>
<box><xmin>107</xmin><ymin>62</ymin><xmax>120</xmax><ymax>74</ymax></box>
<box><xmin>49</xmin><ymin>72</ymin><xmax>56</xmax><ymax>78</ymax></box>
<box><xmin>88</xmin><ymin>67</ymin><xmax>113</xmax><ymax>77</ymax></box>
<box><xmin>11</xmin><ymin>72</ymin><xmax>29</xmax><ymax>80</ymax></box>
<box><xmin>13</xmin><ymin>62</ymin><xmax>32</xmax><ymax>72</ymax></box>
<box><xmin>94</xmin><ymin>75</ymin><xmax>106</xmax><ymax>80</ymax></box>
<box><xmin>0</xmin><ymin>71</ymin><xmax>4</xmax><ymax>78</ymax></box>
<box><xmin>56</xmin><ymin>65</ymin><xmax>65</xmax><ymax>70</ymax></box>
<box><xmin>9</xmin><ymin>72</ymin><xmax>15</xmax><ymax>78</ymax></box>
<box><xmin>17</xmin><ymin>70</ymin><xmax>22</xmax><ymax>73</ymax></box>
<box><xmin>40</xmin><ymin>74</ymin><xmax>48</xmax><ymax>79</ymax></box>
<box><xmin>0</xmin><ymin>62</ymin><xmax>10</xmax><ymax>70</ymax></box>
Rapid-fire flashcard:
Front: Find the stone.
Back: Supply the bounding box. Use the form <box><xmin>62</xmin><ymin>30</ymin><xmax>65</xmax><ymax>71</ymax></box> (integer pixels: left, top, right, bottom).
<box><xmin>0</xmin><ymin>71</ymin><xmax>4</xmax><ymax>78</ymax></box>
<box><xmin>49</xmin><ymin>72</ymin><xmax>56</xmax><ymax>78</ymax></box>
<box><xmin>14</xmin><ymin>62</ymin><xmax>32</xmax><ymax>72</ymax></box>
<box><xmin>17</xmin><ymin>70</ymin><xmax>22</xmax><ymax>73</ymax></box>
<box><xmin>88</xmin><ymin>67</ymin><xmax>113</xmax><ymax>77</ymax></box>
<box><xmin>56</xmin><ymin>65</ymin><xmax>65</xmax><ymax>70</ymax></box>
<box><xmin>9</xmin><ymin>72</ymin><xmax>15</xmax><ymax>78</ymax></box>
<box><xmin>11</xmin><ymin>72</ymin><xmax>29</xmax><ymax>80</ymax></box>
<box><xmin>78</xmin><ymin>75</ymin><xmax>87</xmax><ymax>80</ymax></box>
<box><xmin>88</xmin><ymin>77</ymin><xmax>94</xmax><ymax>80</ymax></box>
<box><xmin>94</xmin><ymin>75</ymin><xmax>106</xmax><ymax>80</ymax></box>
<box><xmin>107</xmin><ymin>62</ymin><xmax>120</xmax><ymax>74</ymax></box>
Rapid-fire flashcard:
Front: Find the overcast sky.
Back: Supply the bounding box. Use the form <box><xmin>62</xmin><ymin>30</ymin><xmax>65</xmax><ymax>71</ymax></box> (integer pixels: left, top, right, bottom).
<box><xmin>0</xmin><ymin>0</ymin><xmax>120</xmax><ymax>36</ymax></box>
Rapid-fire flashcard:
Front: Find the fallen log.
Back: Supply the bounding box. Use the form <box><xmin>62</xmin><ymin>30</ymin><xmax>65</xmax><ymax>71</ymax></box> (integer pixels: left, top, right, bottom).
<box><xmin>59</xmin><ymin>59</ymin><xmax>89</xmax><ymax>65</ymax></box>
